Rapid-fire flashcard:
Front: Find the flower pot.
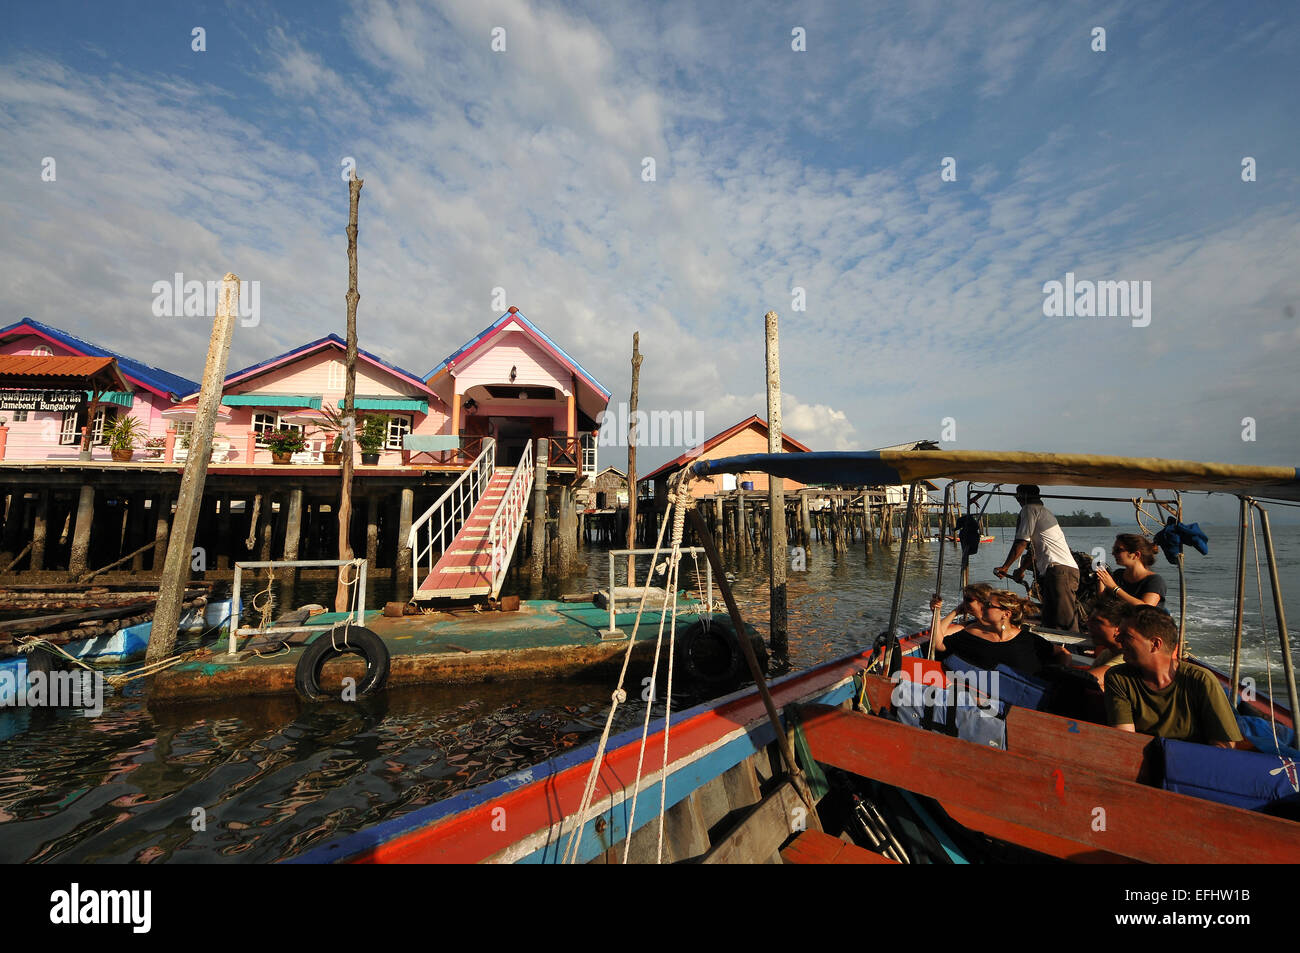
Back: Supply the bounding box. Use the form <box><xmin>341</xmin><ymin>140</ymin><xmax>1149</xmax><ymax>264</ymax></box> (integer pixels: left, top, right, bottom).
<box><xmin>272</xmin><ymin>452</ymin><xmax>293</xmax><ymax>464</ymax></box>
<box><xmin>361</xmin><ymin>452</ymin><xmax>380</xmax><ymax>465</ymax></box>
<box><xmin>322</xmin><ymin>450</ymin><xmax>343</xmax><ymax>465</ymax></box>
<box><xmin>111</xmin><ymin>448</ymin><xmax>134</xmax><ymax>462</ymax></box>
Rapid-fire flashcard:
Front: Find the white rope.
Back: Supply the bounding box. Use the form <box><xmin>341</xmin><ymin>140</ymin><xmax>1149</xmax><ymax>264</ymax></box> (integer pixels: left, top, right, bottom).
<box><xmin>330</xmin><ymin>561</ymin><xmax>362</xmax><ymax>652</ymax></box>
<box><xmin>561</xmin><ymin>493</ymin><xmax>678</xmax><ymax>864</ymax></box>
<box><xmin>655</xmin><ymin>477</ymin><xmax>693</xmax><ymax>861</ymax></box>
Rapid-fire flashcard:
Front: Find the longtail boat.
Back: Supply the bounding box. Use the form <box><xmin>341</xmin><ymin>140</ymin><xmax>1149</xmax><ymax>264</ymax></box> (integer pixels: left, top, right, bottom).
<box><xmin>298</xmin><ymin>450</ymin><xmax>1300</xmax><ymax>864</ymax></box>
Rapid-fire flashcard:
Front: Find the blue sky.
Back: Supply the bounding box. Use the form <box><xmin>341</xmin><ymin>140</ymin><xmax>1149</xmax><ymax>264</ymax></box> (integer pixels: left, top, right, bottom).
<box><xmin>2</xmin><ymin>0</ymin><xmax>1298</xmax><ymax>518</ymax></box>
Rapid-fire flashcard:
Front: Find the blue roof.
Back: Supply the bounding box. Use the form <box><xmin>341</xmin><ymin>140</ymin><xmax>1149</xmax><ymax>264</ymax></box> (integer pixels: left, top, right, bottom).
<box><xmin>222</xmin><ymin>334</ymin><xmax>434</xmax><ymax>395</ymax></box>
<box><xmin>425</xmin><ymin>310</ymin><xmax>611</xmax><ymax>400</ymax></box>
<box><xmin>0</xmin><ymin>318</ymin><xmax>198</xmax><ymax>398</ymax></box>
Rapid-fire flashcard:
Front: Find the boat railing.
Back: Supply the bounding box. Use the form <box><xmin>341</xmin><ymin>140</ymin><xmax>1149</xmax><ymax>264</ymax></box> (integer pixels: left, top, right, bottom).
<box><xmin>406</xmin><ymin>437</ymin><xmax>496</xmax><ymax>599</ymax></box>
<box><xmin>229</xmin><ymin>557</ymin><xmax>368</xmax><ymax>655</ymax></box>
<box><xmin>604</xmin><ymin>547</ymin><xmax>713</xmax><ymax>636</ymax></box>
<box><xmin>487</xmin><ymin>438</ymin><xmax>533</xmax><ymax>599</ymax></box>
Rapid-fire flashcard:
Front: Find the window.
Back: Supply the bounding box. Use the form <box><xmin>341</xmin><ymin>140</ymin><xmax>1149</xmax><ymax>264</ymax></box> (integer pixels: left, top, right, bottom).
<box><xmin>328</xmin><ymin>361</ymin><xmax>345</xmax><ymax>389</ymax></box>
<box><xmin>12</xmin><ymin>410</ymin><xmax>27</xmax><ymax>423</ymax></box>
<box><xmin>59</xmin><ymin>411</ymin><xmax>78</xmax><ymax>445</ymax></box>
<box><xmin>91</xmin><ymin>407</ymin><xmax>116</xmax><ymax>445</ymax></box>
<box><xmin>581</xmin><ymin>432</ymin><xmax>597</xmax><ymax>477</ymax></box>
<box><xmin>174</xmin><ymin>420</ymin><xmax>194</xmax><ymax>440</ymax></box>
<box><xmin>29</xmin><ymin>345</ymin><xmax>52</xmax><ymax>357</ymax></box>
<box><xmin>252</xmin><ymin>413</ymin><xmax>278</xmax><ymax>446</ymax></box>
<box><xmin>386</xmin><ymin>414</ymin><xmax>412</xmax><ymax>450</ymax></box>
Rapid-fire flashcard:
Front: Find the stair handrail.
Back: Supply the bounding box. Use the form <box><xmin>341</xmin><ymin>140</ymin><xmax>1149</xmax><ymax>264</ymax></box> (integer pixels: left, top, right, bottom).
<box><xmin>487</xmin><ymin>438</ymin><xmax>534</xmax><ymax>598</ymax></box>
<box><xmin>407</xmin><ymin>436</ymin><xmax>496</xmax><ymax>598</ymax></box>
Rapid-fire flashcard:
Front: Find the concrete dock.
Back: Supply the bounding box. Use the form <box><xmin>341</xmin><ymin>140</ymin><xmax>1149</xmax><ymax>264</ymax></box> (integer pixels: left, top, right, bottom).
<box><xmin>149</xmin><ymin>597</ymin><xmax>714</xmax><ymax>706</ymax></box>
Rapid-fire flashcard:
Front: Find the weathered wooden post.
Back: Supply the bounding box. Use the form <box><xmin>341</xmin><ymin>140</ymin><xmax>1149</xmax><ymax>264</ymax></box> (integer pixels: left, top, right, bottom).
<box><xmin>396</xmin><ymin>487</ymin><xmax>414</xmax><ymax>588</ymax></box>
<box><xmin>68</xmin><ymin>484</ymin><xmax>95</xmax><ymax>576</ymax></box>
<box><xmin>258</xmin><ymin>488</ymin><xmax>274</xmax><ymax>562</ymax></box>
<box><xmin>713</xmin><ymin>495</ymin><xmax>724</xmax><ymax>549</ymax></box>
<box><xmin>626</xmin><ymin>333</ymin><xmax>642</xmax><ymax>583</ymax></box>
<box><xmin>30</xmin><ymin>489</ymin><xmax>49</xmax><ymax>571</ymax></box>
<box><xmin>282</xmin><ymin>487</ymin><xmax>303</xmax><ymax>608</ymax></box>
<box><xmin>530</xmin><ymin>438</ymin><xmax>549</xmax><ymax>588</ymax></box>
<box><xmin>365</xmin><ymin>494</ymin><xmax>380</xmax><ymax>570</ymax></box>
<box><xmin>764</xmin><ymin>310</ymin><xmax>788</xmax><ymax>656</ymax></box>
<box><xmin>557</xmin><ymin>484</ymin><xmax>576</xmax><ymax>577</ymax></box>
<box><xmin>153</xmin><ymin>492</ymin><xmax>172</xmax><ymax>572</ymax></box>
<box><xmin>737</xmin><ymin>488</ymin><xmax>749</xmax><ymax>557</ymax></box>
<box><xmin>146</xmin><ymin>274</ymin><xmax>238</xmax><ymax>662</ymax></box>
<box><xmin>336</xmin><ymin>170</ymin><xmax>363</xmax><ymax>612</ymax></box>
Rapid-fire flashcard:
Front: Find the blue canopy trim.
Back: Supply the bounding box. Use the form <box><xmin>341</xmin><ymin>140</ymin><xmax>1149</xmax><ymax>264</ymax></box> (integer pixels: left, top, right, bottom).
<box><xmin>689</xmin><ymin>450</ymin><xmax>1300</xmax><ymax>502</ymax></box>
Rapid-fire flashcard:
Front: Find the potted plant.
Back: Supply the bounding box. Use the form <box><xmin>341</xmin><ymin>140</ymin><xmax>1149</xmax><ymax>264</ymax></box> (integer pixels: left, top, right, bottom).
<box><xmin>105</xmin><ymin>415</ymin><xmax>147</xmax><ymax>462</ymax></box>
<box><xmin>263</xmin><ymin>428</ymin><xmax>306</xmax><ymax>464</ymax></box>
<box><xmin>315</xmin><ymin>406</ymin><xmax>353</xmax><ymax>465</ymax></box>
<box><xmin>143</xmin><ymin>435</ymin><xmax>166</xmax><ymax>460</ymax></box>
<box><xmin>357</xmin><ymin>415</ymin><xmax>388</xmax><ymax>465</ymax></box>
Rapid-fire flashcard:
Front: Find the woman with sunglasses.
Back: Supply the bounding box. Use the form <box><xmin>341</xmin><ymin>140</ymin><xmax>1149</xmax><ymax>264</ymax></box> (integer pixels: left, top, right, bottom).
<box><xmin>1095</xmin><ymin>534</ymin><xmax>1166</xmax><ymax>607</ymax></box>
<box><xmin>928</xmin><ymin>583</ymin><xmax>1072</xmax><ymax>678</ymax></box>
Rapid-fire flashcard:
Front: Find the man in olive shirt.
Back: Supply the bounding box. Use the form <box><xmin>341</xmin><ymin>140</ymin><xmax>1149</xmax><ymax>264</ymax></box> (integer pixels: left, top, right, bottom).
<box><xmin>1104</xmin><ymin>606</ymin><xmax>1244</xmax><ymax>747</ymax></box>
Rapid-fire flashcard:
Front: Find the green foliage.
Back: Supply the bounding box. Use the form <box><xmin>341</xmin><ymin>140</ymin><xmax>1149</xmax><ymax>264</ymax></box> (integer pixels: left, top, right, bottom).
<box><xmin>105</xmin><ymin>415</ymin><xmax>147</xmax><ymax>451</ymax></box>
<box><xmin>984</xmin><ymin>508</ymin><xmax>1110</xmax><ymax>527</ymax></box>
<box><xmin>264</xmin><ymin>428</ymin><xmax>306</xmax><ymax>454</ymax></box>
<box><xmin>357</xmin><ymin>415</ymin><xmax>388</xmax><ymax>454</ymax></box>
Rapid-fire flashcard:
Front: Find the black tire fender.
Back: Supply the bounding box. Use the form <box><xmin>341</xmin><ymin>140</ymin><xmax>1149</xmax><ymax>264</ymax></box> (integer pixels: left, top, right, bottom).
<box><xmin>675</xmin><ymin>618</ymin><xmax>765</xmax><ymax>687</ymax></box>
<box><xmin>294</xmin><ymin>626</ymin><xmax>391</xmax><ymax>702</ymax></box>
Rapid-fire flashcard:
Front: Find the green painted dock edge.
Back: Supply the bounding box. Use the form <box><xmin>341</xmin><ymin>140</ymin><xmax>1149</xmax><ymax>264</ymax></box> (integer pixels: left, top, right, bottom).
<box><xmin>149</xmin><ymin>597</ymin><xmax>715</xmax><ymax>706</ymax></box>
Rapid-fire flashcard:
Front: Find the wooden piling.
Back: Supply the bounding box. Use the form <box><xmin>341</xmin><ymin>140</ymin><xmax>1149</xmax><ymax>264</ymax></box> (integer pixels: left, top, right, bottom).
<box><xmin>259</xmin><ymin>489</ymin><xmax>274</xmax><ymax>563</ymax></box>
<box><xmin>30</xmin><ymin>489</ymin><xmax>48</xmax><ymax>571</ymax></box>
<box><xmin>68</xmin><ymin>483</ymin><xmax>95</xmax><ymax>576</ymax></box>
<box><xmin>395</xmin><ymin>487</ymin><xmax>414</xmax><ymax>590</ymax></box>
<box><xmin>530</xmin><ymin>438</ymin><xmax>549</xmax><ymax>588</ymax></box>
<box><xmin>153</xmin><ymin>492</ymin><xmax>172</xmax><ymax>571</ymax></box>
<box><xmin>365</xmin><ymin>494</ymin><xmax>379</xmax><ymax>570</ymax></box>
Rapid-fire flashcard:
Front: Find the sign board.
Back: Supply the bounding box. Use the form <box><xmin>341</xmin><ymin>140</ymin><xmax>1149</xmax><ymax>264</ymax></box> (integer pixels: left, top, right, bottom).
<box><xmin>0</xmin><ymin>389</ymin><xmax>84</xmax><ymax>413</ymax></box>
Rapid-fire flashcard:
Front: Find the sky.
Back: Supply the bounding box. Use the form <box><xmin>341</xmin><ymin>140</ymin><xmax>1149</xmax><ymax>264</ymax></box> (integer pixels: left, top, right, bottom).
<box><xmin>2</xmin><ymin>0</ymin><xmax>1298</xmax><ymax>521</ymax></box>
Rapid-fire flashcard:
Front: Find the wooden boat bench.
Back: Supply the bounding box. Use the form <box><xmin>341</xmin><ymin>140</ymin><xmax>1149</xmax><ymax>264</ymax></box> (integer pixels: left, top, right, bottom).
<box><xmin>781</xmin><ymin>830</ymin><xmax>896</xmax><ymax>864</ymax></box>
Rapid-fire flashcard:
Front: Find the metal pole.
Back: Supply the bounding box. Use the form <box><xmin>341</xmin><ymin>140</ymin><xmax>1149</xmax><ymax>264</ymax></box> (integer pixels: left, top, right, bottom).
<box><xmin>885</xmin><ymin>482</ymin><xmax>920</xmax><ymax>641</ymax></box>
<box><xmin>686</xmin><ymin>506</ymin><xmax>817</xmax><ymax>811</ymax></box>
<box><xmin>357</xmin><ymin>558</ymin><xmax>367</xmax><ymax>625</ymax></box>
<box><xmin>1254</xmin><ymin>504</ymin><xmax>1299</xmax><ymax>728</ymax></box>
<box><xmin>608</xmin><ymin>548</ymin><xmax>616</xmax><ymax>635</ymax></box>
<box><xmin>1174</xmin><ymin>492</ymin><xmax>1187</xmax><ymax>655</ymax></box>
<box><xmin>927</xmin><ymin>483</ymin><xmax>952</xmax><ymax>660</ymax></box>
<box><xmin>1230</xmin><ymin>496</ymin><xmax>1248</xmax><ymax>698</ymax></box>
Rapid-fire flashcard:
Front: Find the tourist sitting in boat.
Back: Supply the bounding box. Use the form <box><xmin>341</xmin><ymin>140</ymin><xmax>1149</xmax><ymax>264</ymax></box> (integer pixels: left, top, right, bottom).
<box><xmin>1104</xmin><ymin>605</ymin><xmax>1246</xmax><ymax>747</ymax></box>
<box><xmin>1084</xmin><ymin>598</ymin><xmax>1127</xmax><ymax>689</ymax></box>
<box><xmin>1095</xmin><ymin>534</ymin><xmax>1167</xmax><ymax>607</ymax></box>
<box><xmin>928</xmin><ymin>585</ymin><xmax>1072</xmax><ymax>678</ymax></box>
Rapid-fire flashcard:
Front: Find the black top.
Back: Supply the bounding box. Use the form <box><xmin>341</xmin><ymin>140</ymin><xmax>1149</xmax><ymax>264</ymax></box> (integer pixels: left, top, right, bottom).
<box><xmin>1117</xmin><ymin>569</ymin><xmax>1167</xmax><ymax>606</ymax></box>
<box><xmin>938</xmin><ymin>628</ymin><xmax>1057</xmax><ymax>678</ymax></box>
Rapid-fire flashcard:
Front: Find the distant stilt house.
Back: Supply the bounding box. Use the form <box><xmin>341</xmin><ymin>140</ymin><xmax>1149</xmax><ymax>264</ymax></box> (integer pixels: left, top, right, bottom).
<box><xmin>0</xmin><ymin>319</ymin><xmax>196</xmax><ymax>461</ymax></box>
<box><xmin>581</xmin><ymin>466</ymin><xmax>628</xmax><ymax>511</ymax></box>
<box><xmin>640</xmin><ymin>415</ymin><xmax>812</xmax><ymax>500</ymax></box>
<box><xmin>424</xmin><ymin>307</ymin><xmax>608</xmax><ymax>477</ymax></box>
<box><xmin>184</xmin><ymin>334</ymin><xmax>444</xmax><ymax>465</ymax></box>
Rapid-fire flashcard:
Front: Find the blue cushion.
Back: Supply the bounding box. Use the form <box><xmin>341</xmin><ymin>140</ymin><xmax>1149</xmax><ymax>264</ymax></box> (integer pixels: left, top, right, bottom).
<box><xmin>1161</xmin><ymin>738</ymin><xmax>1300</xmax><ymax>811</ymax></box>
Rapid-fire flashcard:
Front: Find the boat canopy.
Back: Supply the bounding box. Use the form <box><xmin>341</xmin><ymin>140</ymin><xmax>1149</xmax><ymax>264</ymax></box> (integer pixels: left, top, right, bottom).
<box><xmin>690</xmin><ymin>450</ymin><xmax>1300</xmax><ymax>502</ymax></box>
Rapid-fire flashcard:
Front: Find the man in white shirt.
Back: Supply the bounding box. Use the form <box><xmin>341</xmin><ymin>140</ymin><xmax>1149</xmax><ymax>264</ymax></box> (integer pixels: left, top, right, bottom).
<box><xmin>995</xmin><ymin>484</ymin><xmax>1080</xmax><ymax>631</ymax></box>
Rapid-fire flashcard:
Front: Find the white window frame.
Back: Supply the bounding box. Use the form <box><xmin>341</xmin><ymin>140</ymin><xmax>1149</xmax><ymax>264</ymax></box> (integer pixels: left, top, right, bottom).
<box><xmin>386</xmin><ymin>414</ymin><xmax>412</xmax><ymax>451</ymax></box>
<box><xmin>12</xmin><ymin>410</ymin><xmax>27</xmax><ymax>423</ymax></box>
<box><xmin>91</xmin><ymin>406</ymin><xmax>115</xmax><ymax>445</ymax></box>
<box><xmin>581</xmin><ymin>432</ymin><xmax>597</xmax><ymax>478</ymax></box>
<box><xmin>29</xmin><ymin>345</ymin><xmax>52</xmax><ymax>357</ymax></box>
<box><xmin>60</xmin><ymin>411</ymin><xmax>78</xmax><ymax>445</ymax></box>
<box><xmin>252</xmin><ymin>413</ymin><xmax>278</xmax><ymax>447</ymax></box>
<box><xmin>327</xmin><ymin>361</ymin><xmax>345</xmax><ymax>390</ymax></box>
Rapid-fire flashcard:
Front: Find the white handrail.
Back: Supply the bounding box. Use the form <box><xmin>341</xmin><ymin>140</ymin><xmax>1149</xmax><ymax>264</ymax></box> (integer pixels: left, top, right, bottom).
<box><xmin>407</xmin><ymin>437</ymin><xmax>496</xmax><ymax>598</ymax></box>
<box><xmin>488</xmin><ymin>439</ymin><xmax>534</xmax><ymax>598</ymax></box>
